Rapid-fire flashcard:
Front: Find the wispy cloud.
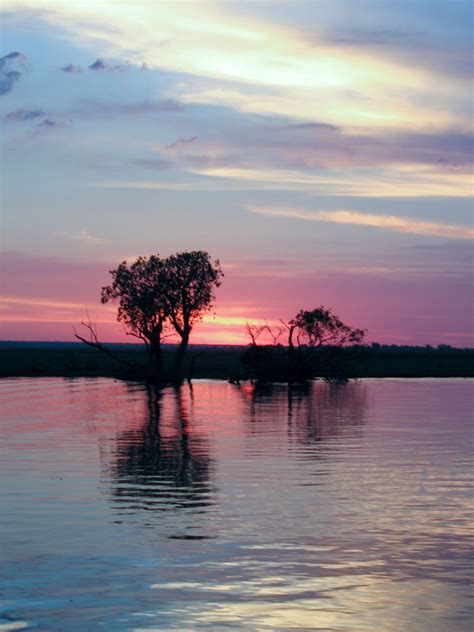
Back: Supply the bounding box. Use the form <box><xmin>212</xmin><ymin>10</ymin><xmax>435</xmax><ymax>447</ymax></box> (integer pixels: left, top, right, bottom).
<box><xmin>193</xmin><ymin>166</ymin><xmax>471</xmax><ymax>197</ymax></box>
<box><xmin>54</xmin><ymin>229</ymin><xmax>110</xmax><ymax>244</ymax></box>
<box><xmin>164</xmin><ymin>136</ymin><xmax>197</xmax><ymax>151</ymax></box>
<box><xmin>68</xmin><ymin>99</ymin><xmax>185</xmax><ymax>118</ymax></box>
<box><xmin>0</xmin><ymin>51</ymin><xmax>28</xmax><ymax>95</ymax></box>
<box><xmin>60</xmin><ymin>63</ymin><xmax>82</xmax><ymax>74</ymax></box>
<box><xmin>5</xmin><ymin>108</ymin><xmax>45</xmax><ymax>121</ymax></box>
<box><xmin>31</xmin><ymin>118</ymin><xmax>69</xmax><ymax>135</ymax></box>
<box><xmin>37</xmin><ymin>119</ymin><xmax>59</xmax><ymax>128</ymax></box>
<box><xmin>9</xmin><ymin>0</ymin><xmax>470</xmax><ymax>131</ymax></box>
<box><xmin>246</xmin><ymin>205</ymin><xmax>474</xmax><ymax>240</ymax></box>
<box><xmin>61</xmin><ymin>58</ymin><xmax>145</xmax><ymax>74</ymax></box>
<box><xmin>88</xmin><ymin>58</ymin><xmax>129</xmax><ymax>72</ymax></box>
<box><xmin>35</xmin><ymin>118</ymin><xmax>67</xmax><ymax>129</ymax></box>
<box><xmin>324</xmin><ymin>22</ymin><xmax>473</xmax><ymax>79</ymax></box>
<box><xmin>176</xmin><ymin>114</ymin><xmax>473</xmax><ymax>172</ymax></box>
<box><xmin>0</xmin><ymin>296</ymin><xmax>116</xmax><ymax>327</ymax></box>
<box><xmin>131</xmin><ymin>158</ymin><xmax>172</xmax><ymax>171</ymax></box>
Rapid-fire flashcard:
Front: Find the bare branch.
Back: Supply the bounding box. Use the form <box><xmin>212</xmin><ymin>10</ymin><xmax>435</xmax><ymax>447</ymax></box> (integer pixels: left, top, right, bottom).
<box><xmin>74</xmin><ymin>319</ymin><xmax>133</xmax><ymax>367</ymax></box>
<box><xmin>246</xmin><ymin>322</ymin><xmax>265</xmax><ymax>346</ymax></box>
<box><xmin>125</xmin><ymin>330</ymin><xmax>145</xmax><ymax>342</ymax></box>
<box><xmin>161</xmin><ymin>332</ymin><xmax>178</xmax><ymax>342</ymax></box>
<box><xmin>263</xmin><ymin>322</ymin><xmax>285</xmax><ymax>346</ymax></box>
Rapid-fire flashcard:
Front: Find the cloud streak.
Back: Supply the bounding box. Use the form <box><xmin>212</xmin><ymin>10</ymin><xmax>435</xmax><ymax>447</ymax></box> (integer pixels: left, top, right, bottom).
<box><xmin>5</xmin><ymin>108</ymin><xmax>45</xmax><ymax>120</ymax></box>
<box><xmin>54</xmin><ymin>229</ymin><xmax>110</xmax><ymax>244</ymax></box>
<box><xmin>35</xmin><ymin>118</ymin><xmax>67</xmax><ymax>129</ymax></box>
<box><xmin>68</xmin><ymin>99</ymin><xmax>185</xmax><ymax>118</ymax></box>
<box><xmin>246</xmin><ymin>205</ymin><xmax>474</xmax><ymax>240</ymax></box>
<box><xmin>164</xmin><ymin>136</ymin><xmax>197</xmax><ymax>150</ymax></box>
<box><xmin>193</xmin><ymin>165</ymin><xmax>471</xmax><ymax>197</ymax></box>
<box><xmin>88</xmin><ymin>58</ymin><xmax>129</xmax><ymax>72</ymax></box>
<box><xmin>60</xmin><ymin>59</ymin><xmax>131</xmax><ymax>73</ymax></box>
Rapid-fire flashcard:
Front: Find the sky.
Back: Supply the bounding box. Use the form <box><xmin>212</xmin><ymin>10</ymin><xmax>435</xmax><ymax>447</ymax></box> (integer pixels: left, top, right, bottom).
<box><xmin>0</xmin><ymin>0</ymin><xmax>472</xmax><ymax>346</ymax></box>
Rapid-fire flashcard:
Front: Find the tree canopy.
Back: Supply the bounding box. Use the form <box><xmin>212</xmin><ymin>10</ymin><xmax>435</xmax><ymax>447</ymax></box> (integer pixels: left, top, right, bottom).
<box><xmin>164</xmin><ymin>251</ymin><xmax>223</xmax><ymax>336</ymax></box>
<box><xmin>101</xmin><ymin>255</ymin><xmax>168</xmax><ymax>344</ymax></box>
<box><xmin>289</xmin><ymin>307</ymin><xmax>366</xmax><ymax>349</ymax></box>
<box><xmin>163</xmin><ymin>251</ymin><xmax>223</xmax><ymax>375</ymax></box>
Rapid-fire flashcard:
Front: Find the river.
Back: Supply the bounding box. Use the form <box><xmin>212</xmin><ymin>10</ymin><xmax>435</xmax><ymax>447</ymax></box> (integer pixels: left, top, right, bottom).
<box><xmin>0</xmin><ymin>378</ymin><xmax>472</xmax><ymax>630</ymax></box>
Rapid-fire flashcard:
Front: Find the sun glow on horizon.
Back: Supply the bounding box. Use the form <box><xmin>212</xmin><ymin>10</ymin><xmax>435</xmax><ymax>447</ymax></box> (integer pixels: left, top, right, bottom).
<box><xmin>0</xmin><ymin>295</ymin><xmax>282</xmax><ymax>345</ymax></box>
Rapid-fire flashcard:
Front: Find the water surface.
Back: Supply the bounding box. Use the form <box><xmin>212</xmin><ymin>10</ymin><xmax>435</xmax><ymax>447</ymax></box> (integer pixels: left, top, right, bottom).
<box><xmin>0</xmin><ymin>378</ymin><xmax>472</xmax><ymax>630</ymax></box>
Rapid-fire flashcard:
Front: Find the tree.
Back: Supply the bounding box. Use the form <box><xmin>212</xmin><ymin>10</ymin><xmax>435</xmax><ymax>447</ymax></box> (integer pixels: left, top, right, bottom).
<box><xmin>238</xmin><ymin>322</ymin><xmax>287</xmax><ymax>383</ymax></box>
<box><xmin>101</xmin><ymin>255</ymin><xmax>169</xmax><ymax>376</ymax></box>
<box><xmin>99</xmin><ymin>250</ymin><xmax>223</xmax><ymax>381</ymax></box>
<box><xmin>285</xmin><ymin>307</ymin><xmax>366</xmax><ymax>381</ymax></box>
<box><xmin>164</xmin><ymin>251</ymin><xmax>223</xmax><ymax>378</ymax></box>
<box><xmin>241</xmin><ymin>306</ymin><xmax>366</xmax><ymax>383</ymax></box>
<box><xmin>287</xmin><ymin>305</ymin><xmax>367</xmax><ymax>380</ymax></box>
<box><xmin>288</xmin><ymin>307</ymin><xmax>366</xmax><ymax>350</ymax></box>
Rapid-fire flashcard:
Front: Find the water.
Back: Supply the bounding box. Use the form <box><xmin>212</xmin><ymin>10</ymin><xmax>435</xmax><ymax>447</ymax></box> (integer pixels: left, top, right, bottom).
<box><xmin>0</xmin><ymin>378</ymin><xmax>472</xmax><ymax>631</ymax></box>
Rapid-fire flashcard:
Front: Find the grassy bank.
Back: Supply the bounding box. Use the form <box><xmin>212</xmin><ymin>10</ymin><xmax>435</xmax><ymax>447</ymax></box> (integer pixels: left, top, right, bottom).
<box><xmin>1</xmin><ymin>342</ymin><xmax>473</xmax><ymax>380</ymax></box>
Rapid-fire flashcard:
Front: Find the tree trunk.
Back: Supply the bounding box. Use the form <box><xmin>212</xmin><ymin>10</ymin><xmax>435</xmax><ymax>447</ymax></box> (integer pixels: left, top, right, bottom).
<box><xmin>173</xmin><ymin>331</ymin><xmax>190</xmax><ymax>381</ymax></box>
<box><xmin>188</xmin><ymin>352</ymin><xmax>202</xmax><ymax>383</ymax></box>
<box><xmin>148</xmin><ymin>328</ymin><xmax>163</xmax><ymax>381</ymax></box>
<box><xmin>151</xmin><ymin>341</ymin><xmax>162</xmax><ymax>374</ymax></box>
<box><xmin>287</xmin><ymin>324</ymin><xmax>297</xmax><ymax>382</ymax></box>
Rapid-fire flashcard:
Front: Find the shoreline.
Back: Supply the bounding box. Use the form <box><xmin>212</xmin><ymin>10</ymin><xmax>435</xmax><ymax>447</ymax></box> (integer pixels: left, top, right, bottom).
<box><xmin>1</xmin><ymin>344</ymin><xmax>473</xmax><ymax>380</ymax></box>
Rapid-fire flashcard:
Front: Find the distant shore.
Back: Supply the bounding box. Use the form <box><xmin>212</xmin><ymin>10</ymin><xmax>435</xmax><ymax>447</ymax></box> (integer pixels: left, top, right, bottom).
<box><xmin>1</xmin><ymin>342</ymin><xmax>473</xmax><ymax>380</ymax></box>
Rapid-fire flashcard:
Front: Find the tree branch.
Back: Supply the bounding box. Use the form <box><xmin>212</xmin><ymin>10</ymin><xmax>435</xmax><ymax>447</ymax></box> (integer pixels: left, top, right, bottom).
<box><xmin>74</xmin><ymin>319</ymin><xmax>133</xmax><ymax>367</ymax></box>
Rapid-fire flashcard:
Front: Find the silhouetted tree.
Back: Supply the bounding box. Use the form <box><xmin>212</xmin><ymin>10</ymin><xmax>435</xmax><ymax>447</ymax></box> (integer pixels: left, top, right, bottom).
<box><xmin>285</xmin><ymin>306</ymin><xmax>366</xmax><ymax>381</ymax></box>
<box><xmin>241</xmin><ymin>306</ymin><xmax>366</xmax><ymax>383</ymax></box>
<box><xmin>101</xmin><ymin>255</ymin><xmax>169</xmax><ymax>377</ymax></box>
<box><xmin>73</xmin><ymin>312</ymin><xmax>134</xmax><ymax>368</ymax></box>
<box><xmin>164</xmin><ymin>251</ymin><xmax>223</xmax><ymax>379</ymax></box>
<box><xmin>288</xmin><ymin>306</ymin><xmax>365</xmax><ymax>349</ymax></box>
<box><xmin>99</xmin><ymin>251</ymin><xmax>222</xmax><ymax>381</ymax></box>
<box><xmin>238</xmin><ymin>322</ymin><xmax>286</xmax><ymax>382</ymax></box>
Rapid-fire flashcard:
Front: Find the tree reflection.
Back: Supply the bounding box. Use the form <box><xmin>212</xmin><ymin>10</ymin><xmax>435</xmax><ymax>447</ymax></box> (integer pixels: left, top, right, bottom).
<box><xmin>109</xmin><ymin>384</ymin><xmax>215</xmax><ymax>517</ymax></box>
<box><xmin>287</xmin><ymin>381</ymin><xmax>367</xmax><ymax>447</ymax></box>
<box><xmin>239</xmin><ymin>381</ymin><xmax>368</xmax><ymax>448</ymax></box>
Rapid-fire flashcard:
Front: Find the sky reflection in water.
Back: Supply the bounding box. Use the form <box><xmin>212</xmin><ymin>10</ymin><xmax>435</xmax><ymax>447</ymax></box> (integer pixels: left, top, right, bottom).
<box><xmin>0</xmin><ymin>378</ymin><xmax>472</xmax><ymax>630</ymax></box>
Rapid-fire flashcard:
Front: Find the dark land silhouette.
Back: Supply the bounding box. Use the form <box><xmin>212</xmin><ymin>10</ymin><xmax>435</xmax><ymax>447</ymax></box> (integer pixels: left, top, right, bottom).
<box><xmin>1</xmin><ymin>341</ymin><xmax>473</xmax><ymax>379</ymax></box>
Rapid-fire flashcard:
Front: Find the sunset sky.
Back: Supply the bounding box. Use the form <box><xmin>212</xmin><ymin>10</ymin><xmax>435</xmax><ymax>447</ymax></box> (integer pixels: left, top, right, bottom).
<box><xmin>1</xmin><ymin>0</ymin><xmax>472</xmax><ymax>345</ymax></box>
